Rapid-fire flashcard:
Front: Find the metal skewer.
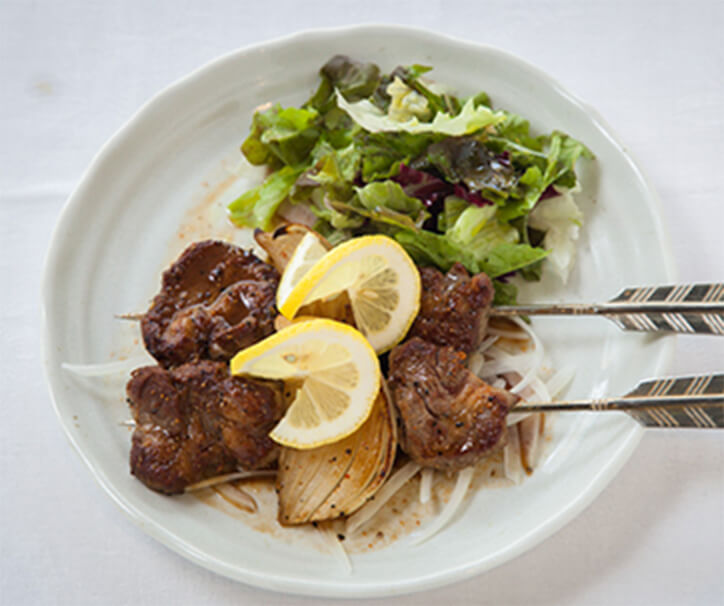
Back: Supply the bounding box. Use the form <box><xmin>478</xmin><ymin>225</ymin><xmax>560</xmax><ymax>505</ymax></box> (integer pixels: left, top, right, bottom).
<box><xmin>514</xmin><ymin>373</ymin><xmax>724</xmax><ymax>428</ymax></box>
<box><xmin>493</xmin><ymin>282</ymin><xmax>724</xmax><ymax>335</ymax></box>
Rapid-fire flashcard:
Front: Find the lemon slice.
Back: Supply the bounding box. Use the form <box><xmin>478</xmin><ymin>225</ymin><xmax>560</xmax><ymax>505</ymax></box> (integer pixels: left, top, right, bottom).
<box><xmin>230</xmin><ymin>318</ymin><xmax>380</xmax><ymax>449</ymax></box>
<box><xmin>276</xmin><ymin>231</ymin><xmax>329</xmax><ymax>308</ymax></box>
<box><xmin>277</xmin><ymin>235</ymin><xmax>421</xmax><ymax>353</ymax></box>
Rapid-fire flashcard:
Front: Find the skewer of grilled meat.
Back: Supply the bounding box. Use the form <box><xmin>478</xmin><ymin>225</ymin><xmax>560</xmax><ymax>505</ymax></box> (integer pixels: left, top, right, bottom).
<box><xmin>126</xmin><ymin>360</ymin><xmax>284</xmax><ymax>494</ymax></box>
<box><xmin>407</xmin><ymin>262</ymin><xmax>494</xmax><ymax>355</ymax></box>
<box><xmin>141</xmin><ymin>240</ymin><xmax>279</xmax><ymax>368</ymax></box>
<box><xmin>388</xmin><ymin>338</ymin><xmax>518</xmax><ymax>470</ymax></box>
<box><xmin>388</xmin><ymin>262</ymin><xmax>516</xmax><ymax>470</ymax></box>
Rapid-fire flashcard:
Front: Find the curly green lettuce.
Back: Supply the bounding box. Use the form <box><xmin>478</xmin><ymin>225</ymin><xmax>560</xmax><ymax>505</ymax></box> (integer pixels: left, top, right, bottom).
<box><xmin>229</xmin><ymin>55</ymin><xmax>593</xmax><ymax>302</ymax></box>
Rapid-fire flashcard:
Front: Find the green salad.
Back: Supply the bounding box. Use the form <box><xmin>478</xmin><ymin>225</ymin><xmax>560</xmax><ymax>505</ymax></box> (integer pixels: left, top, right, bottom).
<box><xmin>229</xmin><ymin>55</ymin><xmax>592</xmax><ymax>304</ymax></box>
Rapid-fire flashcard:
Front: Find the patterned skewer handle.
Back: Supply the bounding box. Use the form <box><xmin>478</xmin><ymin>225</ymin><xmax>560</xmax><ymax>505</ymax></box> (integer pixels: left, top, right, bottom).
<box><xmin>493</xmin><ymin>283</ymin><xmax>724</xmax><ymax>335</ymax></box>
<box><xmin>514</xmin><ymin>374</ymin><xmax>724</xmax><ymax>428</ymax></box>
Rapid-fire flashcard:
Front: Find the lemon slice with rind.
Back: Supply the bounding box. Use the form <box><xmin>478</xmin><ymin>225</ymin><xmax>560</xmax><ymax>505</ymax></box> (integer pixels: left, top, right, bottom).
<box><xmin>277</xmin><ymin>235</ymin><xmax>421</xmax><ymax>353</ymax></box>
<box><xmin>276</xmin><ymin>231</ymin><xmax>329</xmax><ymax>308</ymax></box>
<box><xmin>230</xmin><ymin>318</ymin><xmax>380</xmax><ymax>449</ymax></box>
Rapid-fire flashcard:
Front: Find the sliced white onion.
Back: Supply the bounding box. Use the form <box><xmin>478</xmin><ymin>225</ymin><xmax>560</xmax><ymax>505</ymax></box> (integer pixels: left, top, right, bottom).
<box><xmin>519</xmin><ymin>414</ymin><xmax>543</xmax><ymax>472</ymax></box>
<box><xmin>476</xmin><ymin>335</ymin><xmax>500</xmax><ymax>354</ymax></box>
<box><xmin>545</xmin><ymin>365</ymin><xmax>576</xmax><ymax>399</ymax></box>
<box><xmin>508</xmin><ymin>318</ymin><xmax>544</xmax><ymax>396</ymax></box>
<box><xmin>481</xmin><ymin>346</ymin><xmax>536</xmax><ymax>377</ymax></box>
<box><xmin>419</xmin><ymin>468</ymin><xmax>434</xmax><ymax>505</ymax></box>
<box><xmin>467</xmin><ymin>352</ymin><xmax>485</xmax><ymax>376</ymax></box>
<box><xmin>506</xmin><ymin>412</ymin><xmax>530</xmax><ymax>425</ymax></box>
<box><xmin>345</xmin><ymin>461</ymin><xmax>421</xmax><ymax>535</ymax></box>
<box><xmin>324</xmin><ymin>527</ymin><xmax>352</xmax><ymax>574</ymax></box>
<box><xmin>479</xmin><ymin>359</ymin><xmax>528</xmax><ymax>378</ymax></box>
<box><xmin>491</xmin><ymin>378</ymin><xmax>507</xmax><ymax>390</ymax></box>
<box><xmin>506</xmin><ymin>379</ymin><xmax>549</xmax><ymax>424</ymax></box>
<box><xmin>212</xmin><ymin>484</ymin><xmax>258</xmax><ymax>513</ymax></box>
<box><xmin>503</xmin><ymin>425</ymin><xmax>524</xmax><ymax>483</ymax></box>
<box><xmin>185</xmin><ymin>470</ymin><xmax>276</xmax><ymax>493</ymax></box>
<box><xmin>485</xmin><ymin>345</ymin><xmax>534</xmax><ymax>363</ymax></box>
<box><xmin>524</xmin><ymin>376</ymin><xmax>551</xmax><ymax>403</ymax></box>
<box><xmin>486</xmin><ymin>326</ymin><xmax>530</xmax><ymax>340</ymax></box>
<box><xmin>411</xmin><ymin>467</ymin><xmax>475</xmax><ymax>545</ymax></box>
<box><xmin>62</xmin><ymin>357</ymin><xmax>150</xmax><ymax>377</ymax></box>
<box><xmin>482</xmin><ymin>345</ymin><xmax>506</xmax><ymax>360</ymax></box>
<box><xmin>486</xmin><ymin>338</ymin><xmax>532</xmax><ymax>357</ymax></box>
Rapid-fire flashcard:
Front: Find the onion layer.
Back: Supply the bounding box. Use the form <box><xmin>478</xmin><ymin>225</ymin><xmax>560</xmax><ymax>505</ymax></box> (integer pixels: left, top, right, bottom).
<box><xmin>276</xmin><ymin>385</ymin><xmax>397</xmax><ymax>525</ymax></box>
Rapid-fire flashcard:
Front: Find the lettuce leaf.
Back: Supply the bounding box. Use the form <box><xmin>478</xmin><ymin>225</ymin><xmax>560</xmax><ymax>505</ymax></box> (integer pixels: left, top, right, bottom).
<box><xmin>320</xmin><ymin>55</ymin><xmax>382</xmax><ymax>102</ymax></box>
<box><xmin>422</xmin><ymin>137</ymin><xmax>517</xmax><ymax>205</ymax></box>
<box><xmin>385</xmin><ymin>77</ymin><xmax>432</xmax><ymax>122</ymax></box>
<box><xmin>480</xmin><ymin>242</ymin><xmax>549</xmax><ymax>277</ymax></box>
<box><xmin>355</xmin><ymin>181</ymin><xmax>424</xmax><ymax>214</ymax></box>
<box><xmin>442</xmin><ymin>202</ymin><xmax>547</xmax><ymax>277</ymax></box>
<box><xmin>394</xmin><ymin>229</ymin><xmax>478</xmax><ymax>272</ymax></box>
<box><xmin>305</xmin><ymin>55</ymin><xmax>382</xmax><ymax>115</ymax></box>
<box><xmin>356</xmin><ymin>131</ymin><xmax>440</xmax><ymax>181</ymax></box>
<box><xmin>305</xmin><ymin>143</ymin><xmax>360</xmax><ymax>189</ymax></box>
<box><xmin>496</xmin><ymin>131</ymin><xmax>593</xmax><ymax>221</ymax></box>
<box><xmin>389</xmin><ymin>64</ymin><xmax>461</xmax><ymax>116</ymax></box>
<box><xmin>446</xmin><ymin>204</ymin><xmax>497</xmax><ymax>245</ymax></box>
<box><xmin>490</xmin><ymin>279</ymin><xmax>516</xmax><ymax>306</ymax></box>
<box><xmin>228</xmin><ymin>165</ymin><xmax>305</xmax><ymax>230</ymax></box>
<box><xmin>320</xmin><ymin>181</ymin><xmax>429</xmax><ymax>234</ymax></box>
<box><xmin>437</xmin><ymin>195</ymin><xmax>468</xmax><ymax>232</ymax></box>
<box><xmin>336</xmin><ymin>90</ymin><xmax>505</xmax><ymax>136</ymax></box>
<box><xmin>392</xmin><ymin>208</ymin><xmax>548</xmax><ymax>279</ymax></box>
<box><xmin>312</xmin><ymin>204</ymin><xmax>366</xmax><ymax>231</ymax></box>
<box><xmin>330</xmin><ymin>201</ymin><xmax>425</xmax><ymax>233</ymax></box>
<box><xmin>528</xmin><ymin>189</ymin><xmax>583</xmax><ymax>283</ymax></box>
<box><xmin>242</xmin><ymin>105</ymin><xmax>320</xmax><ymax>167</ymax></box>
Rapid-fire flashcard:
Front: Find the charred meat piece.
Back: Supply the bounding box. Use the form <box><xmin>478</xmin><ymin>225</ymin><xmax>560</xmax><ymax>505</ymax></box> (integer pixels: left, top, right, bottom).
<box><xmin>388</xmin><ymin>338</ymin><xmax>517</xmax><ymax>470</ymax></box>
<box><xmin>407</xmin><ymin>263</ymin><xmax>494</xmax><ymax>354</ymax></box>
<box><xmin>142</xmin><ymin>240</ymin><xmax>279</xmax><ymax>368</ymax></box>
<box><xmin>127</xmin><ymin>361</ymin><xmax>283</xmax><ymax>494</ymax></box>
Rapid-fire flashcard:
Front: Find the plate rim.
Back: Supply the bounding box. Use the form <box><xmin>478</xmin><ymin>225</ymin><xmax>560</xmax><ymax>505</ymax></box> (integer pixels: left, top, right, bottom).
<box><xmin>40</xmin><ymin>23</ymin><xmax>677</xmax><ymax>598</ymax></box>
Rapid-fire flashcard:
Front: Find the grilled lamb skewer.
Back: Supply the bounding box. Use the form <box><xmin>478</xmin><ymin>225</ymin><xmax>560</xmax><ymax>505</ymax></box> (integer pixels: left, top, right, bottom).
<box><xmin>126</xmin><ymin>361</ymin><xmax>283</xmax><ymax>494</ymax></box>
<box><xmin>388</xmin><ymin>338</ymin><xmax>518</xmax><ymax>470</ymax></box>
<box><xmin>141</xmin><ymin>240</ymin><xmax>280</xmax><ymax>368</ymax></box>
<box><xmin>407</xmin><ymin>263</ymin><xmax>494</xmax><ymax>354</ymax></box>
<box><xmin>387</xmin><ymin>263</ymin><xmax>516</xmax><ymax>470</ymax></box>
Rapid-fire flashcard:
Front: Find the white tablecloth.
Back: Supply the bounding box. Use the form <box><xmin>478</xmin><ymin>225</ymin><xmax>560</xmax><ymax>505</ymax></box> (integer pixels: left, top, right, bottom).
<box><xmin>2</xmin><ymin>1</ymin><xmax>723</xmax><ymax>604</ymax></box>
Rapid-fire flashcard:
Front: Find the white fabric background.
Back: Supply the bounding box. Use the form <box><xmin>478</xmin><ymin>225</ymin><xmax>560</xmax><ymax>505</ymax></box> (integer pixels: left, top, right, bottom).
<box><xmin>1</xmin><ymin>1</ymin><xmax>723</xmax><ymax>604</ymax></box>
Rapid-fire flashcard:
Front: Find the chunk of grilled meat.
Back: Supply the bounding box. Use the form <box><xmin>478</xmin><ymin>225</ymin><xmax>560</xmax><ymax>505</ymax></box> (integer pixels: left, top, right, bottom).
<box><xmin>388</xmin><ymin>338</ymin><xmax>517</xmax><ymax>470</ymax></box>
<box><xmin>142</xmin><ymin>241</ymin><xmax>279</xmax><ymax>368</ymax></box>
<box><xmin>127</xmin><ymin>361</ymin><xmax>283</xmax><ymax>494</ymax></box>
<box><xmin>407</xmin><ymin>263</ymin><xmax>494</xmax><ymax>354</ymax></box>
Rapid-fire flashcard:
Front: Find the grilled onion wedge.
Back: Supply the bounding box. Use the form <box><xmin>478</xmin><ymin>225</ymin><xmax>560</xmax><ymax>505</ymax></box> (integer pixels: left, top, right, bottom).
<box><xmin>276</xmin><ymin>383</ymin><xmax>397</xmax><ymax>525</ymax></box>
<box><xmin>254</xmin><ymin>224</ymin><xmax>331</xmax><ymax>274</ymax></box>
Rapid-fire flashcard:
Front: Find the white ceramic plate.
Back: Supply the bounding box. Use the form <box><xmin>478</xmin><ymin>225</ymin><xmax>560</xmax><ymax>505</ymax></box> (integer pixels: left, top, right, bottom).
<box><xmin>42</xmin><ymin>25</ymin><xmax>675</xmax><ymax>598</ymax></box>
